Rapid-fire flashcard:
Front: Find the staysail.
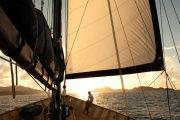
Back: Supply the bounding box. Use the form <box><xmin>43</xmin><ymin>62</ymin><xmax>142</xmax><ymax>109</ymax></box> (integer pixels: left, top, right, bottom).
<box><xmin>66</xmin><ymin>0</ymin><xmax>163</xmax><ymax>79</ymax></box>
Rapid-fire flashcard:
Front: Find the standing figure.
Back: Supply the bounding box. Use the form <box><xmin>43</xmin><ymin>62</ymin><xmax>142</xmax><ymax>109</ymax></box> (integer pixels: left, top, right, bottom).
<box><xmin>84</xmin><ymin>91</ymin><xmax>94</xmax><ymax>114</ymax></box>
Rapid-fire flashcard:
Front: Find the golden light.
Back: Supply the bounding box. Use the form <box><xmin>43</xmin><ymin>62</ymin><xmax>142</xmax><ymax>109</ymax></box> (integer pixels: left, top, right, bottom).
<box><xmin>65</xmin><ymin>71</ymin><xmax>169</xmax><ymax>99</ymax></box>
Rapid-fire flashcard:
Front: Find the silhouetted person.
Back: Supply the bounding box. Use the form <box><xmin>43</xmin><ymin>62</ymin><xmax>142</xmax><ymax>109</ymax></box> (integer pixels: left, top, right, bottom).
<box><xmin>84</xmin><ymin>91</ymin><xmax>94</xmax><ymax>114</ymax></box>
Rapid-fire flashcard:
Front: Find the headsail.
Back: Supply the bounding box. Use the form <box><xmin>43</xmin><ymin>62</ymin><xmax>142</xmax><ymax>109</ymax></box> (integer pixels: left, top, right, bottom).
<box><xmin>66</xmin><ymin>0</ymin><xmax>163</xmax><ymax>79</ymax></box>
<box><xmin>66</xmin><ymin>0</ymin><xmax>163</xmax><ymax>78</ymax></box>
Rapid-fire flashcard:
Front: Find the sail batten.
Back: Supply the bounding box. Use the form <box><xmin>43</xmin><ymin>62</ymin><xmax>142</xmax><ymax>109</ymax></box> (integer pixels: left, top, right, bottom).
<box><xmin>66</xmin><ymin>0</ymin><xmax>163</xmax><ymax>79</ymax></box>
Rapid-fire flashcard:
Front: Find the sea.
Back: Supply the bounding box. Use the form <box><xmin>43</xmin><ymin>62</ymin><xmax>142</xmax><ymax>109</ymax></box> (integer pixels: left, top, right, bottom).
<box><xmin>0</xmin><ymin>90</ymin><xmax>180</xmax><ymax>120</ymax></box>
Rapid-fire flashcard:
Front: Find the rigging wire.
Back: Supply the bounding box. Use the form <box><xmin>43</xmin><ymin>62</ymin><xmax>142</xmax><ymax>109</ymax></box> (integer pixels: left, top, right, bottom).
<box><xmin>132</xmin><ymin>0</ymin><xmax>159</xmax><ymax>83</ymax></box>
<box><xmin>159</xmin><ymin>0</ymin><xmax>166</xmax><ymax>69</ymax></box>
<box><xmin>107</xmin><ymin>0</ymin><xmax>129</xmax><ymax>115</ymax></box>
<box><xmin>170</xmin><ymin>0</ymin><xmax>180</xmax><ymax>24</ymax></box>
<box><xmin>165</xmin><ymin>72</ymin><xmax>172</xmax><ymax>119</ymax></box>
<box><xmin>167</xmin><ymin>75</ymin><xmax>180</xmax><ymax>105</ymax></box>
<box><xmin>66</xmin><ymin>0</ymin><xmax>90</xmax><ymax>65</ymax></box>
<box><xmin>159</xmin><ymin>1</ymin><xmax>178</xmax><ymax>118</ymax></box>
<box><xmin>0</xmin><ymin>55</ymin><xmax>51</xmax><ymax>97</ymax></box>
<box><xmin>69</xmin><ymin>0</ymin><xmax>95</xmax><ymax>13</ymax></box>
<box><xmin>69</xmin><ymin>4</ymin><xmax>156</xmax><ymax>73</ymax></box>
<box><xmin>119</xmin><ymin>0</ymin><xmax>153</xmax><ymax>119</ymax></box>
<box><xmin>136</xmin><ymin>74</ymin><xmax>152</xmax><ymax>119</ymax></box>
<box><xmin>161</xmin><ymin>0</ymin><xmax>180</xmax><ymax>64</ymax></box>
<box><xmin>66</xmin><ymin>0</ymin><xmax>155</xmax><ymax>67</ymax></box>
<box><xmin>28</xmin><ymin>73</ymin><xmax>51</xmax><ymax>97</ymax></box>
<box><xmin>148</xmin><ymin>70</ymin><xmax>164</xmax><ymax>87</ymax></box>
<box><xmin>0</xmin><ymin>56</ymin><xmax>16</xmax><ymax>65</ymax></box>
<box><xmin>68</xmin><ymin>0</ymin><xmax>128</xmax><ymax>35</ymax></box>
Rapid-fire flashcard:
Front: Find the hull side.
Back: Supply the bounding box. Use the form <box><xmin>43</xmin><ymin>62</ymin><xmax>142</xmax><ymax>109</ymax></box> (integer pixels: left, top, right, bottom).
<box><xmin>0</xmin><ymin>95</ymin><xmax>134</xmax><ymax>120</ymax></box>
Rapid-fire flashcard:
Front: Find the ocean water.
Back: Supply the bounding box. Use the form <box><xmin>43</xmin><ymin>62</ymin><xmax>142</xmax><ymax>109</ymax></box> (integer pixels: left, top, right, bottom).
<box><xmin>93</xmin><ymin>90</ymin><xmax>180</xmax><ymax>120</ymax></box>
<box><xmin>0</xmin><ymin>90</ymin><xmax>180</xmax><ymax>120</ymax></box>
<box><xmin>0</xmin><ymin>94</ymin><xmax>48</xmax><ymax>114</ymax></box>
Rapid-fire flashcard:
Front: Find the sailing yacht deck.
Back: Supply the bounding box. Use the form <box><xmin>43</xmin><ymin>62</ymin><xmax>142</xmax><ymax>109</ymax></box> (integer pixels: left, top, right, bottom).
<box><xmin>0</xmin><ymin>95</ymin><xmax>134</xmax><ymax>120</ymax></box>
<box><xmin>65</xmin><ymin>95</ymin><xmax>133</xmax><ymax>120</ymax></box>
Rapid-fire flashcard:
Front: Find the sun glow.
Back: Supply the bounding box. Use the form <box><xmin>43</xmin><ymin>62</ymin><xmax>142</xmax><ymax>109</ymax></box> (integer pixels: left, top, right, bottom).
<box><xmin>65</xmin><ymin>76</ymin><xmax>121</xmax><ymax>99</ymax></box>
<box><xmin>65</xmin><ymin>71</ymin><xmax>169</xmax><ymax>99</ymax></box>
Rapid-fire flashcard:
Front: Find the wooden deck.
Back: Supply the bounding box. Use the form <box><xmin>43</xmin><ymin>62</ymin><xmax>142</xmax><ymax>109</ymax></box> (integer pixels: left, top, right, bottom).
<box><xmin>65</xmin><ymin>95</ymin><xmax>134</xmax><ymax>120</ymax></box>
<box><xmin>0</xmin><ymin>95</ymin><xmax>134</xmax><ymax>120</ymax></box>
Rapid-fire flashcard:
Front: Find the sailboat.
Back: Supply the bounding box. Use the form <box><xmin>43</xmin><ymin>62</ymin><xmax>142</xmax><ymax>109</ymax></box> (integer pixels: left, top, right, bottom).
<box><xmin>0</xmin><ymin>0</ymin><xmax>179</xmax><ymax>119</ymax></box>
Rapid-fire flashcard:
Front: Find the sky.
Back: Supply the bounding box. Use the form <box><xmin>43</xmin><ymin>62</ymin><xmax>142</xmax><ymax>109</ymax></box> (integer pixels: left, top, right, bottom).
<box><xmin>0</xmin><ymin>0</ymin><xmax>179</xmax><ymax>95</ymax></box>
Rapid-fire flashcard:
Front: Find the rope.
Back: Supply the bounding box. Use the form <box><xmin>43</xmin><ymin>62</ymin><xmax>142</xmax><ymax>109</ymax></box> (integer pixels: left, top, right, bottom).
<box><xmin>137</xmin><ymin>74</ymin><xmax>152</xmax><ymax>120</ymax></box>
<box><xmin>0</xmin><ymin>55</ymin><xmax>53</xmax><ymax>90</ymax></box>
<box><xmin>159</xmin><ymin>0</ymin><xmax>166</xmax><ymax>69</ymax></box>
<box><xmin>121</xmin><ymin>0</ymin><xmax>153</xmax><ymax>118</ymax></box>
<box><xmin>159</xmin><ymin>2</ymin><xmax>179</xmax><ymax>117</ymax></box>
<box><xmin>66</xmin><ymin>0</ymin><xmax>90</xmax><ymax>65</ymax></box>
<box><xmin>161</xmin><ymin>0</ymin><xmax>180</xmax><ymax>64</ymax></box>
<box><xmin>170</xmin><ymin>0</ymin><xmax>180</xmax><ymax>24</ymax></box>
<box><xmin>107</xmin><ymin>0</ymin><xmax>128</xmax><ymax>115</ymax></box>
<box><xmin>69</xmin><ymin>0</ymin><xmax>94</xmax><ymax>13</ymax></box>
<box><xmin>165</xmin><ymin>72</ymin><xmax>171</xmax><ymax>119</ymax></box>
<box><xmin>150</xmin><ymin>72</ymin><xmax>165</xmax><ymax>119</ymax></box>
<box><xmin>166</xmin><ymin>74</ymin><xmax>180</xmax><ymax>105</ymax></box>
<box><xmin>0</xmin><ymin>56</ymin><xmax>17</xmax><ymax>65</ymax></box>
<box><xmin>148</xmin><ymin>70</ymin><xmax>164</xmax><ymax>87</ymax></box>
<box><xmin>28</xmin><ymin>73</ymin><xmax>51</xmax><ymax>97</ymax></box>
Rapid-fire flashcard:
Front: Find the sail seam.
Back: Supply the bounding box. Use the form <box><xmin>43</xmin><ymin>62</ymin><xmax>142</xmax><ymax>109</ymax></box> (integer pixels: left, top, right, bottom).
<box><xmin>66</xmin><ymin>0</ymin><xmax>90</xmax><ymax>66</ymax></box>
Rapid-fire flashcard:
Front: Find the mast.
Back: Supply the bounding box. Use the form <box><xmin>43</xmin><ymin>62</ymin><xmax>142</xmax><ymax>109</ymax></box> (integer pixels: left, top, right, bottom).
<box><xmin>52</xmin><ymin>0</ymin><xmax>63</xmax><ymax>120</ymax></box>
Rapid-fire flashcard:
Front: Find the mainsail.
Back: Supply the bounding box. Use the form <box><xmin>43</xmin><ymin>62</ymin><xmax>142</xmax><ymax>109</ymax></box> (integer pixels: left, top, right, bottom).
<box><xmin>66</xmin><ymin>0</ymin><xmax>163</xmax><ymax>79</ymax></box>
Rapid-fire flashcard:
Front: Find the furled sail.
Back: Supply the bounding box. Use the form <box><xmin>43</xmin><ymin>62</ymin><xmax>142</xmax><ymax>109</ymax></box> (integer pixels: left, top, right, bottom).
<box><xmin>66</xmin><ymin>0</ymin><xmax>163</xmax><ymax>79</ymax></box>
<box><xmin>0</xmin><ymin>0</ymin><xmax>65</xmax><ymax>89</ymax></box>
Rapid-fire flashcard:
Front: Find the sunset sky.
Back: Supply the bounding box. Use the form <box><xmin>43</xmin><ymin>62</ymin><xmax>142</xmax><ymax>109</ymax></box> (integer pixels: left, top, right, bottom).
<box><xmin>0</xmin><ymin>0</ymin><xmax>179</xmax><ymax>95</ymax></box>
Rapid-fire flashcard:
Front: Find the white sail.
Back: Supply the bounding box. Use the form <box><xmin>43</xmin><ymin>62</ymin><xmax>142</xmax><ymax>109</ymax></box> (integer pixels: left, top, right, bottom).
<box><xmin>66</xmin><ymin>0</ymin><xmax>163</xmax><ymax>78</ymax></box>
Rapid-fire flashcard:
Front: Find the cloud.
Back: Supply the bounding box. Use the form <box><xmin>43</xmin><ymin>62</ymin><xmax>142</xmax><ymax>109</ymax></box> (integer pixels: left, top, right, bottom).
<box><xmin>164</xmin><ymin>45</ymin><xmax>180</xmax><ymax>50</ymax></box>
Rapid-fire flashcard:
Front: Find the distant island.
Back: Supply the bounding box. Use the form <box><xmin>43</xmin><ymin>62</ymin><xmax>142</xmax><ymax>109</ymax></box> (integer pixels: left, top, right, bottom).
<box><xmin>131</xmin><ymin>86</ymin><xmax>174</xmax><ymax>91</ymax></box>
<box><xmin>0</xmin><ymin>86</ymin><xmax>44</xmax><ymax>96</ymax></box>
<box><xmin>93</xmin><ymin>87</ymin><xmax>120</xmax><ymax>93</ymax></box>
<box><xmin>93</xmin><ymin>86</ymin><xmax>175</xmax><ymax>93</ymax></box>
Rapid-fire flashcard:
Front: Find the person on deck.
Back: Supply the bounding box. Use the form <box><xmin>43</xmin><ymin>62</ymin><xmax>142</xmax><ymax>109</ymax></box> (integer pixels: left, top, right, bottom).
<box><xmin>84</xmin><ymin>91</ymin><xmax>94</xmax><ymax>114</ymax></box>
<box><xmin>88</xmin><ymin>91</ymin><xmax>94</xmax><ymax>103</ymax></box>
